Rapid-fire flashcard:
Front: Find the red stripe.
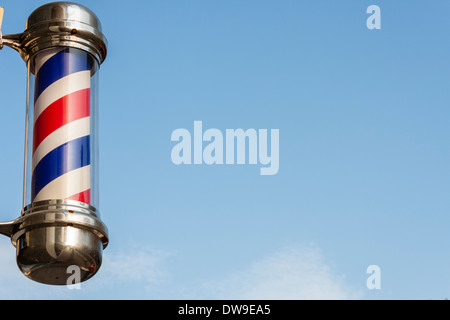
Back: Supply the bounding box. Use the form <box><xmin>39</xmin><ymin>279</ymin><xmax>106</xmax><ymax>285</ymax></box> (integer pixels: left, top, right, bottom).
<box><xmin>66</xmin><ymin>189</ymin><xmax>91</xmax><ymax>204</ymax></box>
<box><xmin>33</xmin><ymin>88</ymin><xmax>90</xmax><ymax>153</ymax></box>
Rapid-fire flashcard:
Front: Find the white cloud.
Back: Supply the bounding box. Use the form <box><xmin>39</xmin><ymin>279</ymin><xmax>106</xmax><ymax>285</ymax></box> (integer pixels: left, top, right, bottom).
<box><xmin>99</xmin><ymin>246</ymin><xmax>170</xmax><ymax>284</ymax></box>
<box><xmin>201</xmin><ymin>244</ymin><xmax>362</xmax><ymax>300</ymax></box>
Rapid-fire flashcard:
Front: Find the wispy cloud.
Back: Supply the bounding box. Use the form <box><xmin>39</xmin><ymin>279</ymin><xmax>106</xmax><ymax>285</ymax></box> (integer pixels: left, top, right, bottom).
<box><xmin>99</xmin><ymin>245</ymin><xmax>170</xmax><ymax>284</ymax></box>
<box><xmin>200</xmin><ymin>244</ymin><xmax>362</xmax><ymax>300</ymax></box>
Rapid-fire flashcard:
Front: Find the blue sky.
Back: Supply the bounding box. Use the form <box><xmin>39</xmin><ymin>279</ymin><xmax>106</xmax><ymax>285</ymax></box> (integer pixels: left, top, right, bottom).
<box><xmin>0</xmin><ymin>0</ymin><xmax>449</xmax><ymax>299</ymax></box>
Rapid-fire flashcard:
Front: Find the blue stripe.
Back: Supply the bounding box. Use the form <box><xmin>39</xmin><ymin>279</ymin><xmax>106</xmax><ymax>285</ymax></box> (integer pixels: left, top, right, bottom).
<box><xmin>34</xmin><ymin>48</ymin><xmax>92</xmax><ymax>101</ymax></box>
<box><xmin>31</xmin><ymin>135</ymin><xmax>91</xmax><ymax>200</ymax></box>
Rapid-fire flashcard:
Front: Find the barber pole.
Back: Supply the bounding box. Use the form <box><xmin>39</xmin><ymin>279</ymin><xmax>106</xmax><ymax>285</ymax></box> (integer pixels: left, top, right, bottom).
<box><xmin>0</xmin><ymin>2</ymin><xmax>108</xmax><ymax>285</ymax></box>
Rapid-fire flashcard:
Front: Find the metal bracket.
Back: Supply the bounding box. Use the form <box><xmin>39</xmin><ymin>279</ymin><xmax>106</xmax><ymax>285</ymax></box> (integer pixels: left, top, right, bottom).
<box><xmin>1</xmin><ymin>33</ymin><xmax>24</xmax><ymax>54</ymax></box>
<box><xmin>0</xmin><ymin>7</ymin><xmax>24</xmax><ymax>55</ymax></box>
<box><xmin>0</xmin><ymin>218</ymin><xmax>20</xmax><ymax>239</ymax></box>
<box><xmin>0</xmin><ymin>7</ymin><xmax>27</xmax><ymax>58</ymax></box>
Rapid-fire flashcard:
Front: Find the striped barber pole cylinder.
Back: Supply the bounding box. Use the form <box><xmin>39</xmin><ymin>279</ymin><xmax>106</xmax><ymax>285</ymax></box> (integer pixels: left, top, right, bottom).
<box><xmin>31</xmin><ymin>47</ymin><xmax>94</xmax><ymax>206</ymax></box>
<box><xmin>0</xmin><ymin>2</ymin><xmax>109</xmax><ymax>285</ymax></box>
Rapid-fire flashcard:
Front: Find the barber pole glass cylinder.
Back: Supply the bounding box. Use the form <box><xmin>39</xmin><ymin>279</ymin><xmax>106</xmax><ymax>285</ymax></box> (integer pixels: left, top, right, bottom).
<box><xmin>27</xmin><ymin>47</ymin><xmax>98</xmax><ymax>209</ymax></box>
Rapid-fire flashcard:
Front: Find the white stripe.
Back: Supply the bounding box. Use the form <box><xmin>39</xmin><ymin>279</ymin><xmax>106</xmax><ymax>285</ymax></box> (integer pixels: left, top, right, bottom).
<box><xmin>34</xmin><ymin>48</ymin><xmax>62</xmax><ymax>74</ymax></box>
<box><xmin>34</xmin><ymin>165</ymin><xmax>91</xmax><ymax>202</ymax></box>
<box><xmin>34</xmin><ymin>70</ymin><xmax>91</xmax><ymax>121</ymax></box>
<box><xmin>32</xmin><ymin>117</ymin><xmax>91</xmax><ymax>171</ymax></box>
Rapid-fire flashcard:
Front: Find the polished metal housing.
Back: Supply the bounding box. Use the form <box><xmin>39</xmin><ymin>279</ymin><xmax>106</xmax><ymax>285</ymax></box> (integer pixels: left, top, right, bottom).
<box><xmin>0</xmin><ymin>200</ymin><xmax>108</xmax><ymax>285</ymax></box>
<box><xmin>1</xmin><ymin>1</ymin><xmax>107</xmax><ymax>65</ymax></box>
<box><xmin>0</xmin><ymin>2</ymin><xmax>109</xmax><ymax>285</ymax></box>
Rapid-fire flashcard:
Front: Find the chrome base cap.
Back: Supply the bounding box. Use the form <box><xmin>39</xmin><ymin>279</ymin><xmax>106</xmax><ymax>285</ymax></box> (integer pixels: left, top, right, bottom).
<box><xmin>10</xmin><ymin>200</ymin><xmax>109</xmax><ymax>285</ymax></box>
<box><xmin>16</xmin><ymin>226</ymin><xmax>103</xmax><ymax>285</ymax></box>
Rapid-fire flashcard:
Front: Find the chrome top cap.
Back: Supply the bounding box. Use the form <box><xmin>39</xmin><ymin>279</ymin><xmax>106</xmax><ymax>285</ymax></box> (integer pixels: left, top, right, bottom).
<box><xmin>19</xmin><ymin>1</ymin><xmax>107</xmax><ymax>64</ymax></box>
<box><xmin>26</xmin><ymin>2</ymin><xmax>102</xmax><ymax>31</ymax></box>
